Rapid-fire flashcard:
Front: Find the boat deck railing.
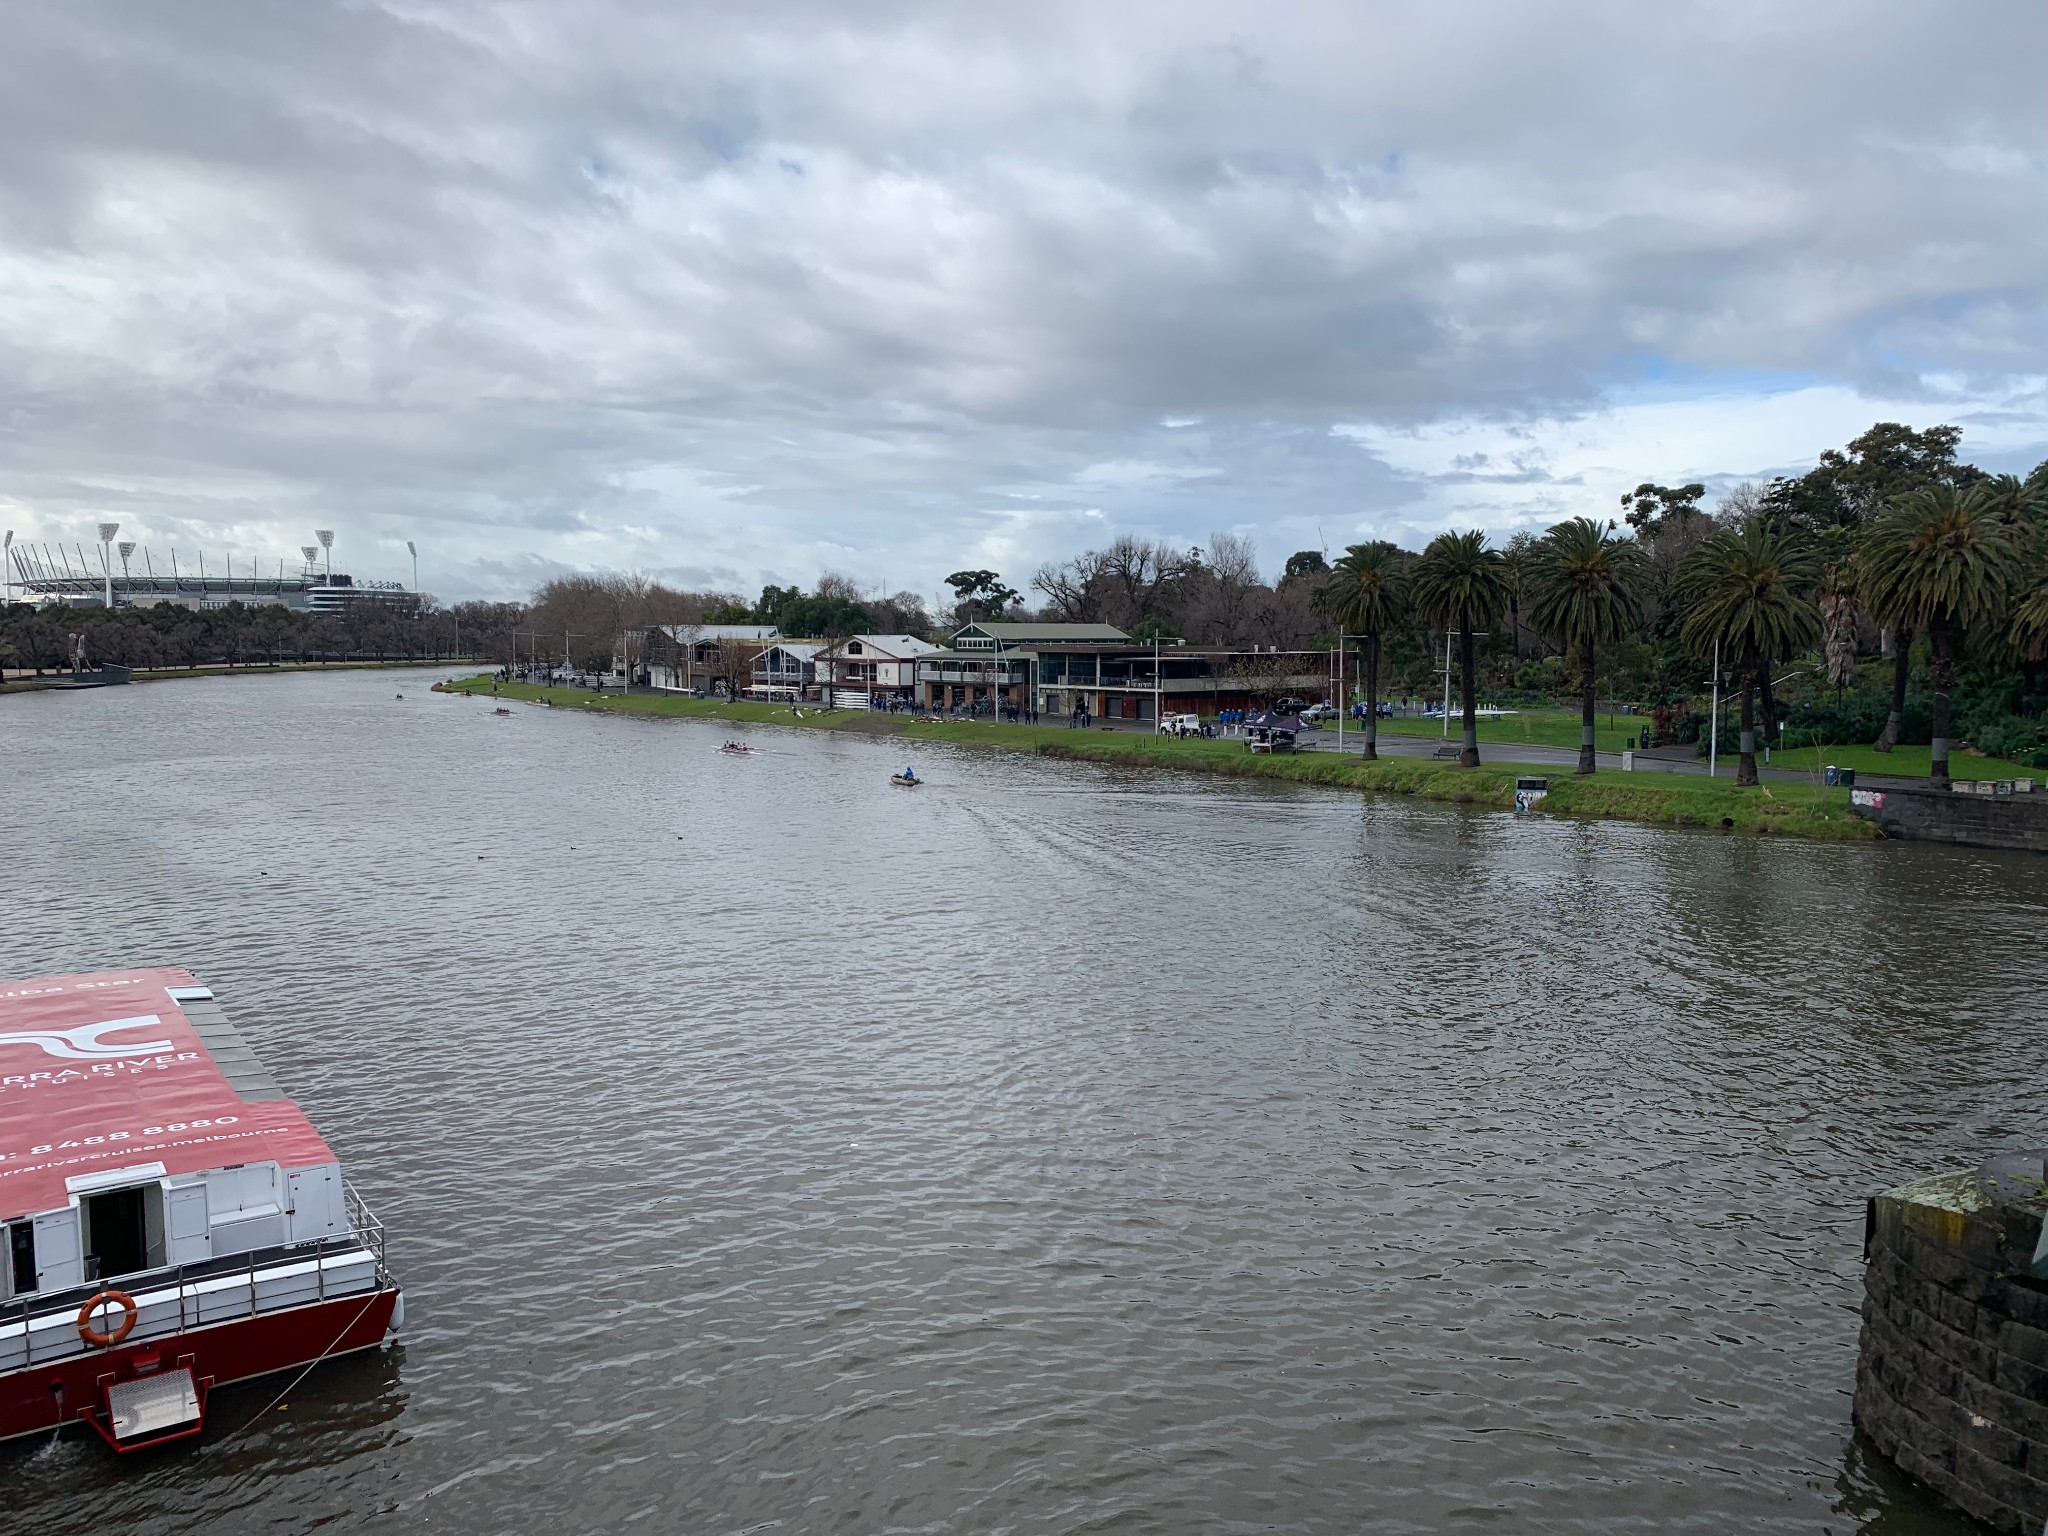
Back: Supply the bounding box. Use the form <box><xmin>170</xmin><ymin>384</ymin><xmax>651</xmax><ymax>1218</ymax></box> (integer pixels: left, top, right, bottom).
<box><xmin>344</xmin><ymin>1178</ymin><xmax>389</xmax><ymax>1281</ymax></box>
<box><xmin>0</xmin><ymin>1189</ymin><xmax>394</xmax><ymax>1373</ymax></box>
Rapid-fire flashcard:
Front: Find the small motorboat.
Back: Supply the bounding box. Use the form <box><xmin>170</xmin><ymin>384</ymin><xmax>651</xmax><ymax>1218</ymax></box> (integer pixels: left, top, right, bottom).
<box><xmin>891</xmin><ymin>770</ymin><xmax>921</xmax><ymax>787</ymax></box>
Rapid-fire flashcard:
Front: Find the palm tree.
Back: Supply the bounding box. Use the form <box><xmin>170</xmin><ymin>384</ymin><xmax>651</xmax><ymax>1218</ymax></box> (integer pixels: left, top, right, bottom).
<box><xmin>1861</xmin><ymin>483</ymin><xmax>2027</xmax><ymax>790</ymax></box>
<box><xmin>1527</xmin><ymin>518</ymin><xmax>1643</xmax><ymax>775</ymax></box>
<box><xmin>1410</xmin><ymin>530</ymin><xmax>1510</xmax><ymax>767</ymax></box>
<box><xmin>1675</xmin><ymin>521</ymin><xmax>1820</xmax><ymax>787</ymax></box>
<box><xmin>2008</xmin><ymin>536</ymin><xmax>2048</xmax><ymax>698</ymax></box>
<box><xmin>1501</xmin><ymin>532</ymin><xmax>1536</xmax><ymax>661</ymax></box>
<box><xmin>1815</xmin><ymin>525</ymin><xmax>1861</xmax><ymax>693</ymax></box>
<box><xmin>1321</xmin><ymin>542</ymin><xmax>1407</xmax><ymax>760</ymax></box>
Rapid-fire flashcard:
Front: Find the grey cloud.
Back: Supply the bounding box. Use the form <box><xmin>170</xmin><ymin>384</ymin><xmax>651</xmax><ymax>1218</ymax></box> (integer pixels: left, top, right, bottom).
<box><xmin>3</xmin><ymin>1</ymin><xmax>2047</xmax><ymax>598</ymax></box>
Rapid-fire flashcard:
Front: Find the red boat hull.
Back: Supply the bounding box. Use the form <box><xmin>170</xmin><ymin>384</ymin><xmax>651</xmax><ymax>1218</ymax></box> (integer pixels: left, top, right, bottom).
<box><xmin>0</xmin><ymin>1287</ymin><xmax>399</xmax><ymax>1444</ymax></box>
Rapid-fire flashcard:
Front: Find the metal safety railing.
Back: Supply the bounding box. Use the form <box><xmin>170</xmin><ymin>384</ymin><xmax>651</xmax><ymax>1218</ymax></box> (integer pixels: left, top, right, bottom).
<box><xmin>2</xmin><ymin>1187</ymin><xmax>392</xmax><ymax>1371</ymax></box>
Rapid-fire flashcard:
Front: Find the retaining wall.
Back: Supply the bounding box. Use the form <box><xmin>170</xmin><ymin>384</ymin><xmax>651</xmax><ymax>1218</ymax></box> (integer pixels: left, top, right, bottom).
<box><xmin>1856</xmin><ymin>1172</ymin><xmax>2048</xmax><ymax>1532</ymax></box>
<box><xmin>1848</xmin><ymin>786</ymin><xmax>2048</xmax><ymax>853</ymax></box>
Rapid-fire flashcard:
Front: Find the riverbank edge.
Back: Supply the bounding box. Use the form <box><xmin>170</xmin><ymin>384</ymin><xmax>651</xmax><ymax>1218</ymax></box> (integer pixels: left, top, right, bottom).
<box><xmin>441</xmin><ymin>675</ymin><xmax>1878</xmax><ymax>841</ymax></box>
<box><xmin>2</xmin><ymin>658</ymin><xmax>465</xmax><ymax>694</ymax></box>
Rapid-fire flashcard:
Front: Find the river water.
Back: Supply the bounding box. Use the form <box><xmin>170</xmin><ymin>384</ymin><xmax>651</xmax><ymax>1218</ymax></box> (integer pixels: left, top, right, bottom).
<box><xmin>5</xmin><ymin>668</ymin><xmax>2044</xmax><ymax>1534</ymax></box>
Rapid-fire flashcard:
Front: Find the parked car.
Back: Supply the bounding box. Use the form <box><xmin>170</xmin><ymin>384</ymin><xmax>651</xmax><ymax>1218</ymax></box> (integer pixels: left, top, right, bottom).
<box><xmin>1300</xmin><ymin>702</ymin><xmax>1336</xmax><ymax>722</ymax></box>
<box><xmin>1159</xmin><ymin>713</ymin><xmax>1208</xmax><ymax>737</ymax></box>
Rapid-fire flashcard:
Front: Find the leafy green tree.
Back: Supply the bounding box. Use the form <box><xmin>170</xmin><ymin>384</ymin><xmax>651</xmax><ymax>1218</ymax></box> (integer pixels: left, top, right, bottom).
<box><xmin>1128</xmin><ymin>615</ymin><xmax>1181</xmax><ymax>643</ymax></box>
<box><xmin>751</xmin><ymin>585</ymin><xmax>803</xmax><ymax>625</ymax></box>
<box><xmin>1676</xmin><ymin>522</ymin><xmax>1820</xmax><ymax>787</ymax></box>
<box><xmin>1861</xmin><ymin>483</ymin><xmax>2029</xmax><ymax>789</ymax></box>
<box><xmin>1620</xmin><ymin>481</ymin><xmax>1707</xmax><ymax>534</ymax></box>
<box><xmin>1410</xmin><ymin>530</ymin><xmax>1509</xmax><ymax>767</ymax></box>
<box><xmin>762</xmin><ymin>591</ymin><xmax>871</xmax><ymax>639</ymax></box>
<box><xmin>1320</xmin><ymin>542</ymin><xmax>1407</xmax><ymax>760</ymax></box>
<box><xmin>1762</xmin><ymin>422</ymin><xmax>1983</xmax><ymax>534</ymax></box>
<box><xmin>944</xmin><ymin>570</ymin><xmax>1021</xmax><ymax>624</ymax></box>
<box><xmin>1527</xmin><ymin>518</ymin><xmax>1643</xmax><ymax>775</ymax></box>
<box><xmin>1281</xmin><ymin>550</ymin><xmax>1329</xmax><ymax>585</ymax></box>
<box><xmin>1756</xmin><ymin>423</ymin><xmax>1990</xmax><ymax>747</ymax></box>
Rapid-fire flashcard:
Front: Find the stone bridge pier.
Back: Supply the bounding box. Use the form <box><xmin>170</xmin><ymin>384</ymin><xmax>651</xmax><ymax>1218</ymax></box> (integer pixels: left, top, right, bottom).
<box><xmin>1857</xmin><ymin>1169</ymin><xmax>2048</xmax><ymax>1532</ymax></box>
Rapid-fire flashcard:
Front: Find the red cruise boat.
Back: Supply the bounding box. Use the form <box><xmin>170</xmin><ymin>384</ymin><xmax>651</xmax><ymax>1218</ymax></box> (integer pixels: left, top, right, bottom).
<box><xmin>0</xmin><ymin>967</ymin><xmax>401</xmax><ymax>1450</ymax></box>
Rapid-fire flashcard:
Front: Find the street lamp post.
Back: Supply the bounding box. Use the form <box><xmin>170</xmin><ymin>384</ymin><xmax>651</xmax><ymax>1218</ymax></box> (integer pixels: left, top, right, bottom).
<box><xmin>512</xmin><ymin>629</ymin><xmax>543</xmax><ymax>682</ymax></box>
<box><xmin>1335</xmin><ymin>634</ymin><xmax>1344</xmax><ymax>753</ymax></box>
<box><xmin>1441</xmin><ymin>629</ymin><xmax>1452</xmax><ymax>738</ymax></box>
<box><xmin>1707</xmin><ymin>638</ymin><xmax>1721</xmax><ymax>778</ymax></box>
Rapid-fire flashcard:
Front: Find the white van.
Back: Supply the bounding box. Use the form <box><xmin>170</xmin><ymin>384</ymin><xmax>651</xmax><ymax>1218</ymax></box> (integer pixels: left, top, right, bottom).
<box><xmin>1159</xmin><ymin>713</ymin><xmax>1206</xmax><ymax>737</ymax></box>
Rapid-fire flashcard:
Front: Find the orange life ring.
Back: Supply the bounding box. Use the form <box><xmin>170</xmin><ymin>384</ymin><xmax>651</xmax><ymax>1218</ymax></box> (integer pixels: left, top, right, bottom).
<box><xmin>77</xmin><ymin>1289</ymin><xmax>138</xmax><ymax>1348</ymax></box>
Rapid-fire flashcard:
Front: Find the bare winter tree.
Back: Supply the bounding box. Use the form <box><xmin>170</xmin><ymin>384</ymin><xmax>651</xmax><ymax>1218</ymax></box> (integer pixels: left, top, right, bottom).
<box><xmin>529</xmin><ymin>573</ymin><xmax>733</xmax><ymax>671</ymax></box>
<box><xmin>1032</xmin><ymin>548</ymin><xmax>1110</xmax><ymax>622</ymax></box>
<box><xmin>816</xmin><ymin>570</ymin><xmax>863</xmax><ymax>602</ymax></box>
<box><xmin>1177</xmin><ymin>532</ymin><xmax>1263</xmax><ymax>645</ymax></box>
<box><xmin>1032</xmin><ymin>536</ymin><xmax>1187</xmax><ymax>630</ymax></box>
<box><xmin>1224</xmin><ymin>648</ymin><xmax>1305</xmax><ymax>709</ymax></box>
<box><xmin>1715</xmin><ymin>481</ymin><xmax>1767</xmax><ymax>528</ymax></box>
<box><xmin>711</xmin><ymin>637</ymin><xmax>761</xmax><ymax>701</ymax></box>
<box><xmin>870</xmin><ymin>589</ymin><xmax>935</xmax><ymax>636</ymax></box>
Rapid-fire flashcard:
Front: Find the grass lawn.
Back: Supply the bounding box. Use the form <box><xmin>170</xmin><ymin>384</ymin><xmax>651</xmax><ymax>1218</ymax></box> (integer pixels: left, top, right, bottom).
<box><xmin>1757</xmin><ymin>740</ymin><xmax>2038</xmax><ymax>782</ymax></box>
<box><xmin>1377</xmin><ymin>706</ymin><xmax>1657</xmax><ymax>756</ymax></box>
<box><xmin>1375</xmin><ymin>705</ymin><xmax>2040</xmax><ymax>781</ymax></box>
<box><xmin>444</xmin><ymin>677</ymin><xmax>1877</xmax><ymax>840</ymax></box>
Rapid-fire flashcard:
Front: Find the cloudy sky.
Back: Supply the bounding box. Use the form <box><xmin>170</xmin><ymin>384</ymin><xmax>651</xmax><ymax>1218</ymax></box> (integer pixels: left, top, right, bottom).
<box><xmin>5</xmin><ymin>2</ymin><xmax>2047</xmax><ymax>603</ymax></box>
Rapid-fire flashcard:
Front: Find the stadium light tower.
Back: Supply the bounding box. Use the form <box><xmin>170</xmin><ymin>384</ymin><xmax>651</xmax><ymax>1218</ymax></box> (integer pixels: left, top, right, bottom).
<box><xmin>97</xmin><ymin>522</ymin><xmax>119</xmax><ymax>609</ymax></box>
<box><xmin>315</xmin><ymin>529</ymin><xmax>334</xmax><ymax>583</ymax></box>
<box><xmin>118</xmin><ymin>541</ymin><xmax>136</xmax><ymax>577</ymax></box>
<box><xmin>3</xmin><ymin>531</ymin><xmax>12</xmax><ymax>608</ymax></box>
<box><xmin>407</xmin><ymin>539</ymin><xmax>417</xmax><ymax>595</ymax></box>
<box><xmin>301</xmin><ymin>545</ymin><xmax>319</xmax><ymax>576</ymax></box>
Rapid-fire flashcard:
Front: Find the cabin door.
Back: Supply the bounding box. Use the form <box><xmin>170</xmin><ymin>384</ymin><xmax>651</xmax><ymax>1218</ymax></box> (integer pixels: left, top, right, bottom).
<box><xmin>166</xmin><ymin>1182</ymin><xmax>211</xmax><ymax>1264</ymax></box>
<box><xmin>82</xmin><ymin>1186</ymin><xmax>149</xmax><ymax>1280</ymax></box>
<box><xmin>32</xmin><ymin>1207</ymin><xmax>81</xmax><ymax>1292</ymax></box>
<box><xmin>4</xmin><ymin>1222</ymin><xmax>34</xmax><ymax>1300</ymax></box>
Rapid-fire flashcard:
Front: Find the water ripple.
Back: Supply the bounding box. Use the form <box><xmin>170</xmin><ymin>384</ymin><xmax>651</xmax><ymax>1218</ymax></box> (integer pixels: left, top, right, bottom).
<box><xmin>3</xmin><ymin>671</ymin><xmax>2040</xmax><ymax>1533</ymax></box>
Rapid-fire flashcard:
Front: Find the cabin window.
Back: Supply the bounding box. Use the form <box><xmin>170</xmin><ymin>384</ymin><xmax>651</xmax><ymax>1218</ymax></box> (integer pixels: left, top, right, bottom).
<box><xmin>6</xmin><ymin>1223</ymin><xmax>33</xmax><ymax>1295</ymax></box>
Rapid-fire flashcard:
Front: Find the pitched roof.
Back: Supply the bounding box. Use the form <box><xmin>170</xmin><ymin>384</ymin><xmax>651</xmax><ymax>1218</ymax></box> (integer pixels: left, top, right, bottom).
<box><xmin>954</xmin><ymin>622</ymin><xmax>1130</xmax><ymax>644</ymax></box>
<box><xmin>652</xmin><ymin>623</ymin><xmax>779</xmax><ymax>641</ymax></box>
<box><xmin>821</xmin><ymin>634</ymin><xmax>943</xmax><ymax>657</ymax></box>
